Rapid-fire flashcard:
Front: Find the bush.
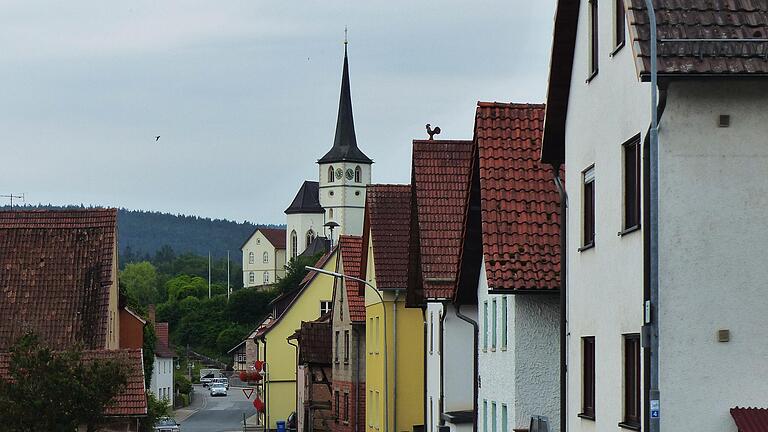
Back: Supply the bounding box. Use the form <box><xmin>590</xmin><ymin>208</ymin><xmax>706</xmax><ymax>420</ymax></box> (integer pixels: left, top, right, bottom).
<box><xmin>174</xmin><ymin>373</ymin><xmax>192</xmax><ymax>395</ymax></box>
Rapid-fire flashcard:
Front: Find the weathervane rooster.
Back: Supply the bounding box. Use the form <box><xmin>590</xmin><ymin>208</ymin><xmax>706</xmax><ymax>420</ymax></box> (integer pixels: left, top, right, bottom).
<box><xmin>426</xmin><ymin>124</ymin><xmax>441</xmax><ymax>140</ymax></box>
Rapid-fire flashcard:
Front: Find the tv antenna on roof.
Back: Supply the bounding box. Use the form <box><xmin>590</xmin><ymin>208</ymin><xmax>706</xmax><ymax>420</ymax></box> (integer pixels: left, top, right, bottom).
<box><xmin>1</xmin><ymin>193</ymin><xmax>24</xmax><ymax>207</ymax></box>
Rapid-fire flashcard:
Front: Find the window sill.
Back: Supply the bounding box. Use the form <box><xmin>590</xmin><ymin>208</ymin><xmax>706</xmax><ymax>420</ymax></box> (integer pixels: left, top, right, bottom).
<box><xmin>491</xmin><ymin>347</ymin><xmax>496</xmax><ymax>352</ymax></box>
<box><xmin>578</xmin><ymin>242</ymin><xmax>595</xmax><ymax>252</ymax></box>
<box><xmin>578</xmin><ymin>413</ymin><xmax>596</xmax><ymax>421</ymax></box>
<box><xmin>618</xmin><ymin>224</ymin><xmax>641</xmax><ymax>237</ymax></box>
<box><xmin>610</xmin><ymin>41</ymin><xmax>626</xmax><ymax>57</ymax></box>
<box><xmin>586</xmin><ymin>69</ymin><xmax>599</xmax><ymax>84</ymax></box>
<box><xmin>344</xmin><ymin>361</ymin><xmax>349</xmax><ymax>365</ymax></box>
<box><xmin>619</xmin><ymin>421</ymin><xmax>641</xmax><ymax>431</ymax></box>
<box><xmin>501</xmin><ymin>346</ymin><xmax>507</xmax><ymax>352</ymax></box>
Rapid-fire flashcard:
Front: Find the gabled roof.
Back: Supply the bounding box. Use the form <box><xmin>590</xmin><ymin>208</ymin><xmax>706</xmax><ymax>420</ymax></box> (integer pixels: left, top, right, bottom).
<box><xmin>627</xmin><ymin>0</ymin><xmax>768</xmax><ymax>78</ymax></box>
<box><xmin>285</xmin><ymin>181</ymin><xmax>325</xmax><ymax>215</ymax></box>
<box><xmin>227</xmin><ymin>339</ymin><xmax>246</xmax><ymax>354</ymax></box>
<box><xmin>241</xmin><ymin>228</ymin><xmax>287</xmax><ymax>250</ymax></box>
<box><xmin>362</xmin><ymin>184</ymin><xmax>411</xmax><ymax>291</ymax></box>
<box><xmin>731</xmin><ymin>407</ymin><xmax>768</xmax><ymax>432</ymax></box>
<box><xmin>0</xmin><ymin>209</ymin><xmax>117</xmax><ymax>350</ymax></box>
<box><xmin>318</xmin><ymin>46</ymin><xmax>373</xmax><ymax>165</ymax></box>
<box><xmin>541</xmin><ymin>0</ymin><xmax>768</xmax><ymax>164</ymax></box>
<box><xmin>407</xmin><ymin>140</ymin><xmax>474</xmax><ymax>302</ymax></box>
<box><xmin>0</xmin><ymin>348</ymin><xmax>148</xmax><ymax>417</ymax></box>
<box><xmin>154</xmin><ymin>322</ymin><xmax>176</xmax><ymax>358</ymax></box>
<box><xmin>339</xmin><ymin>235</ymin><xmax>365</xmax><ymax>322</ymax></box>
<box><xmin>464</xmin><ymin>102</ymin><xmax>560</xmax><ymax>293</ymax></box>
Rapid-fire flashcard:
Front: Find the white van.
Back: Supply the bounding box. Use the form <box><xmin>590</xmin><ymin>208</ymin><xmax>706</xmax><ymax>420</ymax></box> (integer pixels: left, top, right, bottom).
<box><xmin>211</xmin><ymin>377</ymin><xmax>229</xmax><ymax>389</ymax></box>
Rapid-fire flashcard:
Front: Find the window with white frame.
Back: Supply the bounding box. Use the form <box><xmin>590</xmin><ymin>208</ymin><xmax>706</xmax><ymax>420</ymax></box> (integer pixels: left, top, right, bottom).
<box><xmin>483</xmin><ymin>301</ymin><xmax>488</xmax><ymax>351</ymax></box>
<box><xmin>291</xmin><ymin>230</ymin><xmax>298</xmax><ymax>259</ymax></box>
<box><xmin>263</xmin><ymin>251</ymin><xmax>269</xmax><ymax>263</ymax></box>
<box><xmin>320</xmin><ymin>300</ymin><xmax>332</xmax><ymax>315</ymax></box>
<box><xmin>249</xmin><ymin>272</ymin><xmax>255</xmax><ymax>284</ymax></box>
<box><xmin>263</xmin><ymin>272</ymin><xmax>269</xmax><ymax>284</ymax></box>
<box><xmin>501</xmin><ymin>296</ymin><xmax>508</xmax><ymax>350</ymax></box>
<box><xmin>249</xmin><ymin>252</ymin><xmax>254</xmax><ymax>264</ymax></box>
<box><xmin>492</xmin><ymin>298</ymin><xmax>497</xmax><ymax>350</ymax></box>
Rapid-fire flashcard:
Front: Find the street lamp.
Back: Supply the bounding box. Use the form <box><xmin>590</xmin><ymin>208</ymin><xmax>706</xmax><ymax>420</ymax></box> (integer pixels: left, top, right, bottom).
<box><xmin>305</xmin><ymin>266</ymin><xmax>390</xmax><ymax>432</ymax></box>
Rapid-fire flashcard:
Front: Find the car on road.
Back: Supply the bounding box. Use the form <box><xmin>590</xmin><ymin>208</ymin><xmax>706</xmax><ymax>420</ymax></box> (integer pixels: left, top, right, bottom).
<box><xmin>211</xmin><ymin>377</ymin><xmax>229</xmax><ymax>389</ymax></box>
<box><xmin>153</xmin><ymin>416</ymin><xmax>181</xmax><ymax>432</ymax></box>
<box><xmin>209</xmin><ymin>384</ymin><xmax>228</xmax><ymax>397</ymax></box>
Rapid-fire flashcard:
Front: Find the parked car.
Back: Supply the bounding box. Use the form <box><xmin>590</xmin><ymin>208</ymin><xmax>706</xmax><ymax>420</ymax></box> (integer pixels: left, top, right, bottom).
<box><xmin>210</xmin><ymin>384</ymin><xmax>227</xmax><ymax>397</ymax></box>
<box><xmin>154</xmin><ymin>416</ymin><xmax>181</xmax><ymax>432</ymax></box>
<box><xmin>211</xmin><ymin>377</ymin><xmax>229</xmax><ymax>389</ymax></box>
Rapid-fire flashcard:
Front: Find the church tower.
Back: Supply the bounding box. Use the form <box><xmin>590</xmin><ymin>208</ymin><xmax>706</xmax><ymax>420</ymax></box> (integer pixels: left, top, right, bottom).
<box><xmin>317</xmin><ymin>44</ymin><xmax>373</xmax><ymax>243</ymax></box>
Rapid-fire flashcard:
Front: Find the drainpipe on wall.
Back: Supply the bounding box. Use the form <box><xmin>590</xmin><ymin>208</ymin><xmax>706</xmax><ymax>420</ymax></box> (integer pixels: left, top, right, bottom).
<box><xmin>438</xmin><ymin>301</ymin><xmax>448</xmax><ymax>427</ymax></box>
<box><xmin>422</xmin><ymin>308</ymin><xmax>428</xmax><ymax>431</ymax></box>
<box><xmin>354</xmin><ymin>326</ymin><xmax>361</xmax><ymax>432</ymax></box>
<box><xmin>455</xmin><ymin>303</ymin><xmax>479</xmax><ymax>432</ymax></box>
<box><xmin>392</xmin><ymin>290</ymin><xmax>400</xmax><ymax>432</ymax></box>
<box><xmin>551</xmin><ymin>166</ymin><xmax>567</xmax><ymax>432</ymax></box>
<box><xmin>287</xmin><ymin>338</ymin><xmax>299</xmax><ymax>427</ymax></box>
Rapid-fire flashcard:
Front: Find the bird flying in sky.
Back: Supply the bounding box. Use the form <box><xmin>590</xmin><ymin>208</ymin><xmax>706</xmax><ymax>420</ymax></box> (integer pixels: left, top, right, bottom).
<box><xmin>155</xmin><ymin>136</ymin><xmax>160</xmax><ymax>141</ymax></box>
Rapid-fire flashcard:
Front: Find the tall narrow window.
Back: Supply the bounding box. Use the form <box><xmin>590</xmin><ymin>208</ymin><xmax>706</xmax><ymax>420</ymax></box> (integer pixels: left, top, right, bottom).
<box><xmin>582</xmin><ymin>166</ymin><xmax>596</xmax><ymax>248</ymax></box>
<box><xmin>344</xmin><ymin>330</ymin><xmax>350</xmax><ymax>363</ymax></box>
<box><xmin>501</xmin><ymin>296</ymin><xmax>508</xmax><ymax>350</ymax></box>
<box><xmin>328</xmin><ymin>208</ymin><xmax>334</xmax><ymax>220</ymax></box>
<box><xmin>581</xmin><ymin>336</ymin><xmax>596</xmax><ymax>419</ymax></box>
<box><xmin>343</xmin><ymin>392</ymin><xmax>350</xmax><ymax>423</ymax></box>
<box><xmin>291</xmin><ymin>230</ymin><xmax>298</xmax><ymax>259</ymax></box>
<box><xmin>483</xmin><ymin>400</ymin><xmax>488</xmax><ymax>432</ymax></box>
<box><xmin>375</xmin><ymin>316</ymin><xmax>380</xmax><ymax>353</ymax></box>
<box><xmin>623</xmin><ymin>136</ymin><xmax>641</xmax><ymax>230</ymax></box>
<box><xmin>249</xmin><ymin>272</ymin><xmax>255</xmax><ymax>284</ymax></box>
<box><xmin>622</xmin><ymin>334</ymin><xmax>641</xmax><ymax>428</ymax></box>
<box><xmin>355</xmin><ymin>165</ymin><xmax>362</xmax><ymax>183</ymax></box>
<box><xmin>615</xmin><ymin>0</ymin><xmax>626</xmax><ymax>50</ymax></box>
<box><xmin>306</xmin><ymin>230</ymin><xmax>315</xmax><ymax>247</ymax></box>
<box><xmin>491</xmin><ymin>402</ymin><xmax>497</xmax><ymax>432</ymax></box>
<box><xmin>589</xmin><ymin>0</ymin><xmax>599</xmax><ymax>78</ymax></box>
<box><xmin>483</xmin><ymin>301</ymin><xmax>489</xmax><ymax>351</ymax></box>
<box><xmin>263</xmin><ymin>272</ymin><xmax>269</xmax><ymax>284</ymax></box>
<box><xmin>375</xmin><ymin>391</ymin><xmax>381</xmax><ymax>427</ymax></box>
<box><xmin>334</xmin><ymin>390</ymin><xmax>340</xmax><ymax>422</ymax></box>
<box><xmin>492</xmin><ymin>298</ymin><xmax>497</xmax><ymax>350</ymax></box>
<box><xmin>249</xmin><ymin>252</ymin><xmax>254</xmax><ymax>264</ymax></box>
<box><xmin>328</xmin><ymin>166</ymin><xmax>335</xmax><ymax>183</ymax></box>
<box><xmin>502</xmin><ymin>404</ymin><xmax>508</xmax><ymax>432</ymax></box>
<box><xmin>429</xmin><ymin>312</ymin><xmax>434</xmax><ymax>354</ymax></box>
<box><xmin>334</xmin><ymin>331</ymin><xmax>340</xmax><ymax>363</ymax></box>
<box><xmin>263</xmin><ymin>251</ymin><xmax>269</xmax><ymax>263</ymax></box>
<box><xmin>368</xmin><ymin>318</ymin><xmax>373</xmax><ymax>354</ymax></box>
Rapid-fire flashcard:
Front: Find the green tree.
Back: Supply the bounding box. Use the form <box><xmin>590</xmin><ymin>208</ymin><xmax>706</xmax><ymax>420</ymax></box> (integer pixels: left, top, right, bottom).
<box><xmin>166</xmin><ymin>275</ymin><xmax>208</xmax><ymax>301</ymax></box>
<box><xmin>0</xmin><ymin>334</ymin><xmax>128</xmax><ymax>432</ymax></box>
<box><xmin>216</xmin><ymin>326</ymin><xmax>248</xmax><ymax>354</ymax></box>
<box><xmin>227</xmin><ymin>287</ymin><xmax>278</xmax><ymax>324</ymax></box>
<box><xmin>275</xmin><ymin>253</ymin><xmax>325</xmax><ymax>294</ymax></box>
<box><xmin>140</xmin><ymin>393</ymin><xmax>171</xmax><ymax>432</ymax></box>
<box><xmin>143</xmin><ymin>322</ymin><xmax>157</xmax><ymax>388</ymax></box>
<box><xmin>120</xmin><ymin>261</ymin><xmax>160</xmax><ymax>306</ymax></box>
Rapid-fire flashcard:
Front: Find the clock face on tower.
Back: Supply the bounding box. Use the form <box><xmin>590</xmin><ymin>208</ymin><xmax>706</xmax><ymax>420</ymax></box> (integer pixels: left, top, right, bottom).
<box><xmin>335</xmin><ymin>168</ymin><xmax>344</xmax><ymax>179</ymax></box>
<box><xmin>345</xmin><ymin>169</ymin><xmax>354</xmax><ymax>180</ymax></box>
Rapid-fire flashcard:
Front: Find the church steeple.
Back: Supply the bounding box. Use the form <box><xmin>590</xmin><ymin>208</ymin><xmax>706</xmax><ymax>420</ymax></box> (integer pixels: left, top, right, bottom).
<box><xmin>317</xmin><ymin>43</ymin><xmax>373</xmax><ymax>165</ymax></box>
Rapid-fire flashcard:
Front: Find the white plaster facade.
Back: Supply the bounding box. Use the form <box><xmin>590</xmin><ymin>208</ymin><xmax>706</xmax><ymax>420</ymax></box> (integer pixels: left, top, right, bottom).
<box><xmin>425</xmin><ymin>301</ymin><xmax>476</xmax><ymax>432</ymax></box>
<box><xmin>242</xmin><ymin>230</ymin><xmax>286</xmax><ymax>288</ymax></box>
<box><xmin>151</xmin><ymin>356</ymin><xmax>174</xmax><ymax>406</ymax></box>
<box><xmin>286</xmin><ymin>212</ymin><xmax>325</xmax><ymax>262</ymax></box>
<box><xmin>560</xmin><ymin>1</ymin><xmax>768</xmax><ymax>431</ymax></box>
<box><xmin>318</xmin><ymin>161</ymin><xmax>371</xmax><ymax>241</ymax></box>
<box><xmin>476</xmin><ymin>262</ymin><xmax>560</xmax><ymax>432</ymax></box>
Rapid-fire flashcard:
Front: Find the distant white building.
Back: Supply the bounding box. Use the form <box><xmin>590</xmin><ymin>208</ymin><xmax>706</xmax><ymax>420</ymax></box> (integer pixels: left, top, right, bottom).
<box><xmin>241</xmin><ymin>228</ymin><xmax>286</xmax><ymax>288</ymax></box>
<box><xmin>541</xmin><ymin>2</ymin><xmax>768</xmax><ymax>431</ymax></box>
<box><xmin>150</xmin><ymin>322</ymin><xmax>176</xmax><ymax>406</ymax></box>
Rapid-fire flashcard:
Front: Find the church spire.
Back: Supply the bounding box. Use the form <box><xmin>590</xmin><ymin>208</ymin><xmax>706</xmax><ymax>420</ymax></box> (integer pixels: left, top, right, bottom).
<box><xmin>317</xmin><ymin>38</ymin><xmax>373</xmax><ymax>165</ymax></box>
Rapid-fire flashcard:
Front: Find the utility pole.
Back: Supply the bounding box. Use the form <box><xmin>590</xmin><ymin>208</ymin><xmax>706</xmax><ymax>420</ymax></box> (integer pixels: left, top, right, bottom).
<box><xmin>1</xmin><ymin>193</ymin><xmax>24</xmax><ymax>207</ymax></box>
<box><xmin>227</xmin><ymin>250</ymin><xmax>231</xmax><ymax>300</ymax></box>
<box><xmin>208</xmin><ymin>251</ymin><xmax>212</xmax><ymax>299</ymax></box>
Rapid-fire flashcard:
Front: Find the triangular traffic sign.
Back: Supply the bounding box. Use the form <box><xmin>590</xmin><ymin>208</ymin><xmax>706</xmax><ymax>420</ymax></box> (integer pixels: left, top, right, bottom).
<box><xmin>243</xmin><ymin>388</ymin><xmax>255</xmax><ymax>399</ymax></box>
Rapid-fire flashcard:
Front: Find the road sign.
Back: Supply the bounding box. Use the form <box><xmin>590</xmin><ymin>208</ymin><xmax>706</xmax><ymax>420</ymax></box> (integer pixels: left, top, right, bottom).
<box><xmin>243</xmin><ymin>388</ymin><xmax>255</xmax><ymax>399</ymax></box>
<box><xmin>650</xmin><ymin>399</ymin><xmax>660</xmax><ymax>418</ymax></box>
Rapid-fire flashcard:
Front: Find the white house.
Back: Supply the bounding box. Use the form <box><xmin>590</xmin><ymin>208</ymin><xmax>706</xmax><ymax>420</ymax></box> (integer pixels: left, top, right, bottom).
<box><xmin>241</xmin><ymin>228</ymin><xmax>286</xmax><ymax>288</ymax></box>
<box><xmin>541</xmin><ymin>1</ymin><xmax>768</xmax><ymax>431</ymax></box>
<box><xmin>407</xmin><ymin>138</ymin><xmax>476</xmax><ymax>432</ymax></box>
<box><xmin>456</xmin><ymin>102</ymin><xmax>562</xmax><ymax>432</ymax></box>
<box><xmin>151</xmin><ymin>322</ymin><xmax>176</xmax><ymax>406</ymax></box>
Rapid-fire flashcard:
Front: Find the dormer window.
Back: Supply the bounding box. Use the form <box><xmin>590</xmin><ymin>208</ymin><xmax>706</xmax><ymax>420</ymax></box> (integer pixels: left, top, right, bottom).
<box><xmin>328</xmin><ymin>166</ymin><xmax>335</xmax><ymax>183</ymax></box>
<box><xmin>355</xmin><ymin>166</ymin><xmax>362</xmax><ymax>183</ymax></box>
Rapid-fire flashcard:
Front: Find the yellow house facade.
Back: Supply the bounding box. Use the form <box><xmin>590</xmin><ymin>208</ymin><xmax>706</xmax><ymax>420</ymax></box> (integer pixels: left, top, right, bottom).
<box><xmin>256</xmin><ymin>250</ymin><xmax>337</xmax><ymax>430</ymax></box>
<box><xmin>362</xmin><ymin>184</ymin><xmax>424</xmax><ymax>432</ymax></box>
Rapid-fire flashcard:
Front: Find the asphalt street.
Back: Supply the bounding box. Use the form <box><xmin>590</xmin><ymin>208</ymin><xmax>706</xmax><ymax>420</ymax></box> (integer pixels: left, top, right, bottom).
<box><xmin>180</xmin><ymin>385</ymin><xmax>257</xmax><ymax>432</ymax></box>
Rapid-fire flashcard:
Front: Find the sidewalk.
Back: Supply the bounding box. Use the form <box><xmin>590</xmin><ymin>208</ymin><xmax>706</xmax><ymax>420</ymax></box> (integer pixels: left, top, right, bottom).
<box><xmin>173</xmin><ymin>385</ymin><xmax>205</xmax><ymax>422</ymax></box>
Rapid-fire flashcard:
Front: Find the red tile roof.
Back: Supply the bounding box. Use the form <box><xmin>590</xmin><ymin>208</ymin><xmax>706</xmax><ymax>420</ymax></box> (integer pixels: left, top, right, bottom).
<box><xmin>260</xmin><ymin>228</ymin><xmax>287</xmax><ymax>249</ymax></box>
<box><xmin>364</xmin><ymin>185</ymin><xmax>411</xmax><ymax>290</ymax></box>
<box><xmin>627</xmin><ymin>0</ymin><xmax>768</xmax><ymax>77</ymax></box>
<box><xmin>731</xmin><ymin>407</ymin><xmax>768</xmax><ymax>432</ymax></box>
<box><xmin>410</xmin><ymin>140</ymin><xmax>474</xmax><ymax>300</ymax></box>
<box><xmin>339</xmin><ymin>235</ymin><xmax>366</xmax><ymax>322</ymax></box>
<box><xmin>0</xmin><ymin>209</ymin><xmax>117</xmax><ymax>350</ymax></box>
<box><xmin>154</xmin><ymin>322</ymin><xmax>176</xmax><ymax>358</ymax></box>
<box><xmin>474</xmin><ymin>102</ymin><xmax>560</xmax><ymax>292</ymax></box>
<box><xmin>297</xmin><ymin>317</ymin><xmax>332</xmax><ymax>365</ymax></box>
<box><xmin>0</xmin><ymin>348</ymin><xmax>147</xmax><ymax>417</ymax></box>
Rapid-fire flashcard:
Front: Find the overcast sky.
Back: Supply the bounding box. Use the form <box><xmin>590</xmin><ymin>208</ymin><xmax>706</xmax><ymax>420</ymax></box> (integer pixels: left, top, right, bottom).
<box><xmin>0</xmin><ymin>1</ymin><xmax>556</xmax><ymax>224</ymax></box>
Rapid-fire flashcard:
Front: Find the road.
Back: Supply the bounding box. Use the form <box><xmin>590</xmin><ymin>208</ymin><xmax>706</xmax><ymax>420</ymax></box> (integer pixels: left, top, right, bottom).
<box><xmin>180</xmin><ymin>385</ymin><xmax>257</xmax><ymax>432</ymax></box>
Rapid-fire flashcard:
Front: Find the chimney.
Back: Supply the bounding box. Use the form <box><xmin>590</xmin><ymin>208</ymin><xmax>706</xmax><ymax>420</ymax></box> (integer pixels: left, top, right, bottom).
<box><xmin>148</xmin><ymin>304</ymin><xmax>156</xmax><ymax>325</ymax></box>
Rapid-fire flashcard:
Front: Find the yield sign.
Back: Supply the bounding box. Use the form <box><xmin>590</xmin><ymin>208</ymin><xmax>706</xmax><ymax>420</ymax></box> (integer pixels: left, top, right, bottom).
<box><xmin>243</xmin><ymin>388</ymin><xmax>255</xmax><ymax>399</ymax></box>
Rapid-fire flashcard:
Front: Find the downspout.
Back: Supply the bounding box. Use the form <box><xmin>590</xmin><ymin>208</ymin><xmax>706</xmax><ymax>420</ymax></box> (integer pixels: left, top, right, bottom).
<box><xmin>262</xmin><ymin>335</ymin><xmax>270</xmax><ymax>431</ymax></box>
<box><xmin>392</xmin><ymin>290</ymin><xmax>400</xmax><ymax>432</ymax></box>
<box><xmin>354</xmin><ymin>326</ymin><xmax>361</xmax><ymax>432</ymax></box>
<box><xmin>552</xmin><ymin>165</ymin><xmax>567</xmax><ymax>432</ymax></box>
<box><xmin>438</xmin><ymin>301</ymin><xmax>448</xmax><ymax>427</ymax></box>
<box><xmin>455</xmin><ymin>303</ymin><xmax>479</xmax><ymax>432</ymax></box>
<box><xmin>288</xmin><ymin>338</ymin><xmax>299</xmax><ymax>427</ymax></box>
<box><xmin>422</xmin><ymin>308</ymin><xmax>428</xmax><ymax>430</ymax></box>
<box><xmin>643</xmin><ymin>2</ymin><xmax>663</xmax><ymax>432</ymax></box>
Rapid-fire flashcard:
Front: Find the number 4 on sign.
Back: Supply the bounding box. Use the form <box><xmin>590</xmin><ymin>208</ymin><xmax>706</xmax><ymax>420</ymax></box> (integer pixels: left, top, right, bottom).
<box><xmin>243</xmin><ymin>388</ymin><xmax>254</xmax><ymax>399</ymax></box>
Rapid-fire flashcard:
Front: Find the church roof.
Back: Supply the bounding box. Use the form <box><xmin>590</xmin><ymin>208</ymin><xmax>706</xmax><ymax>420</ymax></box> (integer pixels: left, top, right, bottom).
<box><xmin>317</xmin><ymin>46</ymin><xmax>373</xmax><ymax>165</ymax></box>
<box><xmin>300</xmin><ymin>236</ymin><xmax>331</xmax><ymax>258</ymax></box>
<box><xmin>285</xmin><ymin>181</ymin><xmax>325</xmax><ymax>215</ymax></box>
